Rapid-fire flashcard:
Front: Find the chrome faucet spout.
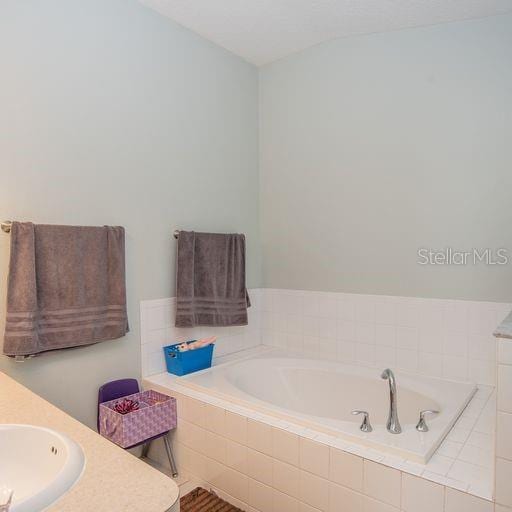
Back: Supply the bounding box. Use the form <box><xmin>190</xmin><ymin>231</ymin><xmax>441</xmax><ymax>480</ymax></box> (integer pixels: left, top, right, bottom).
<box><xmin>381</xmin><ymin>368</ymin><xmax>402</xmax><ymax>434</ymax></box>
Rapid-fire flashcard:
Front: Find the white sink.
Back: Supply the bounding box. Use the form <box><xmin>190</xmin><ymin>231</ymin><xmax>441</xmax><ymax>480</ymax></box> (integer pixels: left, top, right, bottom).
<box><xmin>0</xmin><ymin>424</ymin><xmax>85</xmax><ymax>511</ymax></box>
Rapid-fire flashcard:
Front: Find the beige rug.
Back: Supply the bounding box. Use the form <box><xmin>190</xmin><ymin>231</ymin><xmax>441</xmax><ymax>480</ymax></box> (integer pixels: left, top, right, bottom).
<box><xmin>180</xmin><ymin>487</ymin><xmax>245</xmax><ymax>512</ymax></box>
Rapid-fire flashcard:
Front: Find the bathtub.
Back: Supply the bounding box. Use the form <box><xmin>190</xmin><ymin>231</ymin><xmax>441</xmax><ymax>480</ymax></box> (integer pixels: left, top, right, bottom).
<box><xmin>177</xmin><ymin>348</ymin><xmax>476</xmax><ymax>463</ymax></box>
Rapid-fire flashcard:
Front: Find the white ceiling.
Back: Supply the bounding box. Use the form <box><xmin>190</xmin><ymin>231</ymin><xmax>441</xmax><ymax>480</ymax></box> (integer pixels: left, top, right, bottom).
<box><xmin>139</xmin><ymin>0</ymin><xmax>512</xmax><ymax>66</ymax></box>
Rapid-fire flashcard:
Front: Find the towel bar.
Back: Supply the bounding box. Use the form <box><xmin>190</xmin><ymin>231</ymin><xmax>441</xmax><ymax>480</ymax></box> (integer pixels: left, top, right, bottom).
<box><xmin>14</xmin><ymin>355</ymin><xmax>35</xmax><ymax>362</ymax></box>
<box><xmin>1</xmin><ymin>221</ymin><xmax>12</xmax><ymax>233</ymax></box>
<box><xmin>173</xmin><ymin>229</ymin><xmax>245</xmax><ymax>240</ymax></box>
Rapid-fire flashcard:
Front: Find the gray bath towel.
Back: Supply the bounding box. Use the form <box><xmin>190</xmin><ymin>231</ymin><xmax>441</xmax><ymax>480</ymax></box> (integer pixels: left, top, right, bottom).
<box><xmin>175</xmin><ymin>231</ymin><xmax>250</xmax><ymax>327</ymax></box>
<box><xmin>3</xmin><ymin>222</ymin><xmax>129</xmax><ymax>356</ymax></box>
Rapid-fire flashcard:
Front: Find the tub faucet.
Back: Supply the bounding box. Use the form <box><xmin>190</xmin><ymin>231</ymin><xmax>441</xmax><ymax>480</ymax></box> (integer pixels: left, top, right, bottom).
<box><xmin>381</xmin><ymin>369</ymin><xmax>402</xmax><ymax>434</ymax></box>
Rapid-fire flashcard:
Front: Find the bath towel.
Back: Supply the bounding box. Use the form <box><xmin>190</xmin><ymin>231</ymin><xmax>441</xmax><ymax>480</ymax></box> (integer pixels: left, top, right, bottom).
<box><xmin>175</xmin><ymin>231</ymin><xmax>250</xmax><ymax>327</ymax></box>
<box><xmin>3</xmin><ymin>222</ymin><xmax>129</xmax><ymax>356</ymax></box>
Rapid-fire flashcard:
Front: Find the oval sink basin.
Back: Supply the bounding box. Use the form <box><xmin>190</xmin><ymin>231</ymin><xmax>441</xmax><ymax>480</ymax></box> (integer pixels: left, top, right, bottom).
<box><xmin>0</xmin><ymin>424</ymin><xmax>85</xmax><ymax>511</ymax></box>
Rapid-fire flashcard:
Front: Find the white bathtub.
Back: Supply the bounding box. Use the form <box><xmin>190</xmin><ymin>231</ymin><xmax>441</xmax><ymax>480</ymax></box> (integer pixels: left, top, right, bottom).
<box><xmin>178</xmin><ymin>348</ymin><xmax>476</xmax><ymax>463</ymax></box>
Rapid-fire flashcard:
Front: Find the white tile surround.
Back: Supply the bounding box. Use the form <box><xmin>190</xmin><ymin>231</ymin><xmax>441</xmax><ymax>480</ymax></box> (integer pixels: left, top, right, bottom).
<box><xmin>140</xmin><ymin>288</ymin><xmax>512</xmax><ymax>511</ymax></box>
<box><xmin>495</xmin><ymin>338</ymin><xmax>512</xmax><ymax>511</ymax></box>
<box><xmin>141</xmin><ymin>288</ymin><xmax>511</xmax><ymax>385</ymax></box>
<box><xmin>260</xmin><ymin>289</ymin><xmax>511</xmax><ymax>387</ymax></box>
<box><xmin>140</xmin><ymin>289</ymin><xmax>263</xmax><ymax>377</ymax></box>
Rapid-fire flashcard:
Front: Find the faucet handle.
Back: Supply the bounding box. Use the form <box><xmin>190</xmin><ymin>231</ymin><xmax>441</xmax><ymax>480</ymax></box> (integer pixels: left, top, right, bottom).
<box><xmin>352</xmin><ymin>410</ymin><xmax>373</xmax><ymax>432</ymax></box>
<box><xmin>416</xmin><ymin>409</ymin><xmax>439</xmax><ymax>432</ymax></box>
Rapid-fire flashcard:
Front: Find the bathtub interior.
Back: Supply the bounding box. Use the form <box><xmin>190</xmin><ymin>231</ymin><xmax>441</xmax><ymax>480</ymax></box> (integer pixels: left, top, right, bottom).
<box><xmin>225</xmin><ymin>361</ymin><xmax>441</xmax><ymax>425</ymax></box>
<box><xmin>178</xmin><ymin>348</ymin><xmax>477</xmax><ymax>463</ymax></box>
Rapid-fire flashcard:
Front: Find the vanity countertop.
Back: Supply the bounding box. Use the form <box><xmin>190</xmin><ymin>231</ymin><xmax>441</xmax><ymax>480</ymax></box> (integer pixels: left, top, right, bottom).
<box><xmin>0</xmin><ymin>371</ymin><xmax>179</xmax><ymax>512</ymax></box>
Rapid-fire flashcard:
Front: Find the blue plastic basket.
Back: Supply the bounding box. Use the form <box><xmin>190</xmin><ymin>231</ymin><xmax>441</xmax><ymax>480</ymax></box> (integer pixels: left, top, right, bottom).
<box><xmin>163</xmin><ymin>341</ymin><xmax>214</xmax><ymax>376</ymax></box>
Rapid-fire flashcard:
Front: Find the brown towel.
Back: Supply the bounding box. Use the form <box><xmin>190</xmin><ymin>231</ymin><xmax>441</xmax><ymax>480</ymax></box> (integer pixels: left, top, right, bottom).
<box><xmin>3</xmin><ymin>222</ymin><xmax>129</xmax><ymax>356</ymax></box>
<box><xmin>175</xmin><ymin>231</ymin><xmax>250</xmax><ymax>328</ymax></box>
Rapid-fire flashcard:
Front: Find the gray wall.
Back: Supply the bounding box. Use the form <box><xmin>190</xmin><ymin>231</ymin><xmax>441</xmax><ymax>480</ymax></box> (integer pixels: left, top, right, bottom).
<box><xmin>259</xmin><ymin>14</ymin><xmax>512</xmax><ymax>302</ymax></box>
<box><xmin>0</xmin><ymin>0</ymin><xmax>260</xmax><ymax>427</ymax></box>
<box><xmin>2</xmin><ymin>2</ymin><xmax>511</xmax><ymax>428</ymax></box>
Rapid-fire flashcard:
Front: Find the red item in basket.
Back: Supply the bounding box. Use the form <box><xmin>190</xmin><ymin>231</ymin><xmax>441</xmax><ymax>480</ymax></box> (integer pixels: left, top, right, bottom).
<box><xmin>114</xmin><ymin>398</ymin><xmax>140</xmax><ymax>415</ymax></box>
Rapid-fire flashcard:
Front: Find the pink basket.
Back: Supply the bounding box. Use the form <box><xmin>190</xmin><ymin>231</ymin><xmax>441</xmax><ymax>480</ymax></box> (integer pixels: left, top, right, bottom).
<box><xmin>99</xmin><ymin>389</ymin><xmax>177</xmax><ymax>448</ymax></box>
